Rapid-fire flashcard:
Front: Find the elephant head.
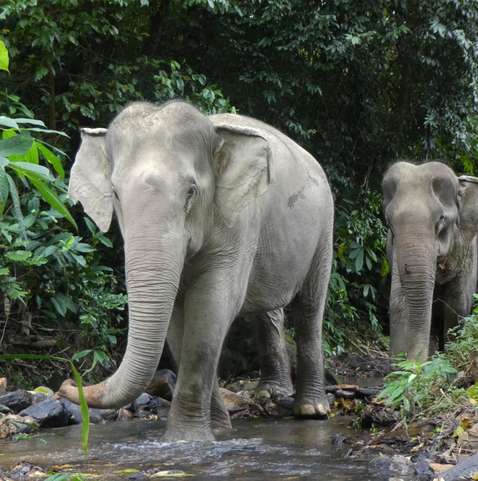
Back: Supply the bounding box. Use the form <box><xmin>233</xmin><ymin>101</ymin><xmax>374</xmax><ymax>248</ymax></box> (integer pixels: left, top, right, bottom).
<box><xmin>59</xmin><ymin>100</ymin><xmax>272</xmax><ymax>408</ymax></box>
<box><xmin>382</xmin><ymin>161</ymin><xmax>478</xmax><ymax>361</ymax></box>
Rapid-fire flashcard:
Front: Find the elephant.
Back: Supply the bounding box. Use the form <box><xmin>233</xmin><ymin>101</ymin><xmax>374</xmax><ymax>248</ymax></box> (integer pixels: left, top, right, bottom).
<box><xmin>59</xmin><ymin>100</ymin><xmax>334</xmax><ymax>441</ymax></box>
<box><xmin>382</xmin><ymin>161</ymin><xmax>478</xmax><ymax>361</ymax></box>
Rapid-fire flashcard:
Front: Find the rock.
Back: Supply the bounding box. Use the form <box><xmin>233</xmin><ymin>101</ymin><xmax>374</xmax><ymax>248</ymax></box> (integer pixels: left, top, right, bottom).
<box><xmin>0</xmin><ymin>414</ymin><xmax>39</xmax><ymax>439</ymax></box>
<box><xmin>370</xmin><ymin>454</ymin><xmax>414</xmax><ymax>478</ymax></box>
<box><xmin>60</xmin><ymin>398</ymin><xmax>117</xmax><ymax>424</ymax></box>
<box><xmin>146</xmin><ymin>369</ymin><xmax>176</xmax><ymax>401</ymax></box>
<box><xmin>19</xmin><ymin>398</ymin><xmax>69</xmax><ymax>428</ymax></box>
<box><xmin>7</xmin><ymin>462</ymin><xmax>45</xmax><ymax>480</ymax></box>
<box><xmin>131</xmin><ymin>393</ymin><xmax>170</xmax><ymax>419</ymax></box>
<box><xmin>0</xmin><ymin>404</ymin><xmax>11</xmax><ymax>414</ymax></box>
<box><xmin>0</xmin><ymin>390</ymin><xmax>32</xmax><ymax>413</ymax></box>
<box><xmin>30</xmin><ymin>392</ymin><xmax>48</xmax><ymax>404</ymax></box>
<box><xmin>0</xmin><ymin>377</ymin><xmax>6</xmax><ymax>395</ymax></box>
<box><xmin>390</xmin><ymin>455</ymin><xmax>415</xmax><ymax>476</ymax></box>
<box><xmin>413</xmin><ymin>453</ymin><xmax>434</xmax><ymax>481</ymax></box>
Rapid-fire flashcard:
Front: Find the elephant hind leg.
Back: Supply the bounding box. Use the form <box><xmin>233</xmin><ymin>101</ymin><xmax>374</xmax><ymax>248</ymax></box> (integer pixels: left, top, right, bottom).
<box><xmin>211</xmin><ymin>379</ymin><xmax>232</xmax><ymax>432</ymax></box>
<box><xmin>292</xmin><ymin>237</ymin><xmax>332</xmax><ymax>419</ymax></box>
<box><xmin>252</xmin><ymin>308</ymin><xmax>293</xmax><ymax>400</ymax></box>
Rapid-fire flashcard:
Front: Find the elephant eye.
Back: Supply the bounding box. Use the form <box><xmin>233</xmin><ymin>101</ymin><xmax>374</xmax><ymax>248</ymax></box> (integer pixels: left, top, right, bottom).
<box><xmin>185</xmin><ymin>184</ymin><xmax>198</xmax><ymax>212</ymax></box>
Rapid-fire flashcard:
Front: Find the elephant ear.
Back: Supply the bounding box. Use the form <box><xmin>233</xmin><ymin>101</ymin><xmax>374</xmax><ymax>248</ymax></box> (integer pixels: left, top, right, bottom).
<box><xmin>213</xmin><ymin>121</ymin><xmax>272</xmax><ymax>226</ymax></box>
<box><xmin>69</xmin><ymin>128</ymin><xmax>113</xmax><ymax>232</ymax></box>
<box><xmin>458</xmin><ymin>175</ymin><xmax>478</xmax><ymax>236</ymax></box>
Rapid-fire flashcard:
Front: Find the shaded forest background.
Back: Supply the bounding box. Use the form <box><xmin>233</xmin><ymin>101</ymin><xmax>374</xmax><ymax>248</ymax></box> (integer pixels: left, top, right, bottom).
<box><xmin>1</xmin><ymin>0</ymin><xmax>478</xmax><ymax>387</ymax></box>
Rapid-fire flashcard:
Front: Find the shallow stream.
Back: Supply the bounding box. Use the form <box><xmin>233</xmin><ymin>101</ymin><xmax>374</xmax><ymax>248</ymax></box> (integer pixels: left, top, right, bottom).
<box><xmin>0</xmin><ymin>416</ymin><xmax>407</xmax><ymax>480</ymax></box>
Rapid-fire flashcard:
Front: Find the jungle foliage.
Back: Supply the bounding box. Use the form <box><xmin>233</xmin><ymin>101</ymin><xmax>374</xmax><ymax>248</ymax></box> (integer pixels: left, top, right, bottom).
<box><xmin>1</xmin><ymin>0</ymin><xmax>478</xmax><ymax>380</ymax></box>
<box><xmin>379</xmin><ymin>297</ymin><xmax>478</xmax><ymax>419</ymax></box>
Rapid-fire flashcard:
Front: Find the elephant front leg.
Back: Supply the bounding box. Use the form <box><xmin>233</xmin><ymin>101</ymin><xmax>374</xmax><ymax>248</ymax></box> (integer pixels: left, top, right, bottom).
<box><xmin>166</xmin><ymin>304</ymin><xmax>231</xmax><ymax>435</ymax></box>
<box><xmin>163</xmin><ymin>283</ymin><xmax>235</xmax><ymax>442</ymax></box>
<box><xmin>253</xmin><ymin>309</ymin><xmax>293</xmax><ymax>400</ymax></box>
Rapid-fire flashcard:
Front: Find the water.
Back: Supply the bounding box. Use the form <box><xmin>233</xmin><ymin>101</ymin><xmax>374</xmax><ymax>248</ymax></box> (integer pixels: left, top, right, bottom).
<box><xmin>0</xmin><ymin>417</ymin><xmax>394</xmax><ymax>480</ymax></box>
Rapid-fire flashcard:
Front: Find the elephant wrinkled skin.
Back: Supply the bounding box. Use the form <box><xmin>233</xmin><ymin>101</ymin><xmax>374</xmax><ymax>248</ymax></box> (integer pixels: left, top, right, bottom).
<box><xmin>59</xmin><ymin>100</ymin><xmax>334</xmax><ymax>441</ymax></box>
<box><xmin>383</xmin><ymin>161</ymin><xmax>478</xmax><ymax>361</ymax></box>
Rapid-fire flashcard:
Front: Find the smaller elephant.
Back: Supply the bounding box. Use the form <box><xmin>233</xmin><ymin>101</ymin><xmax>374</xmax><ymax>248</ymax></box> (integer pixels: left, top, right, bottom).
<box><xmin>383</xmin><ymin>161</ymin><xmax>478</xmax><ymax>361</ymax></box>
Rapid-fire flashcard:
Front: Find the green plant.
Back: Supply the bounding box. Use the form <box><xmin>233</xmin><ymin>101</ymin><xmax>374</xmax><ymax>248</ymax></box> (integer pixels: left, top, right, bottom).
<box><xmin>379</xmin><ymin>306</ymin><xmax>478</xmax><ymax>418</ymax></box>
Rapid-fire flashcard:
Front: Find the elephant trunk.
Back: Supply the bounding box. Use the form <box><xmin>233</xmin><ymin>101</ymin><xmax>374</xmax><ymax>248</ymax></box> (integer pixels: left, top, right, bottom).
<box><xmin>394</xmin><ymin>231</ymin><xmax>436</xmax><ymax>361</ymax></box>
<box><xmin>59</xmin><ymin>235</ymin><xmax>184</xmax><ymax>408</ymax></box>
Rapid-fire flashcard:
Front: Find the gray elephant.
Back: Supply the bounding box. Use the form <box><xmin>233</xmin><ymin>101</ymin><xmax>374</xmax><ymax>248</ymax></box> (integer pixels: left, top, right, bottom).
<box><xmin>383</xmin><ymin>161</ymin><xmax>478</xmax><ymax>361</ymax></box>
<box><xmin>59</xmin><ymin>100</ymin><xmax>334</xmax><ymax>441</ymax></box>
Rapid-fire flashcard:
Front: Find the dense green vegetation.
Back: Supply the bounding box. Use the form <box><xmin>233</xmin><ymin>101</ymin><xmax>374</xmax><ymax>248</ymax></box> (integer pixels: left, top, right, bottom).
<box><xmin>1</xmin><ymin>0</ymin><xmax>478</xmax><ymax>384</ymax></box>
<box><xmin>379</xmin><ymin>298</ymin><xmax>478</xmax><ymax>420</ymax></box>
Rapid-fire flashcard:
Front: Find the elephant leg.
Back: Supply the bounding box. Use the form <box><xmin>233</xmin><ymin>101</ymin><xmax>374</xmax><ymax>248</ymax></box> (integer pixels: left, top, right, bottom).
<box><xmin>163</xmin><ymin>271</ymin><xmax>239</xmax><ymax>441</ymax></box>
<box><xmin>292</xmin><ymin>242</ymin><xmax>331</xmax><ymax>419</ymax></box>
<box><xmin>390</xmin><ymin>255</ymin><xmax>408</xmax><ymax>357</ymax></box>
<box><xmin>441</xmin><ymin>271</ymin><xmax>476</xmax><ymax>343</ymax></box>
<box><xmin>210</xmin><ymin>378</ymin><xmax>232</xmax><ymax>432</ymax></box>
<box><xmin>166</xmin><ymin>305</ymin><xmax>231</xmax><ymax>433</ymax></box>
<box><xmin>253</xmin><ymin>308</ymin><xmax>293</xmax><ymax>399</ymax></box>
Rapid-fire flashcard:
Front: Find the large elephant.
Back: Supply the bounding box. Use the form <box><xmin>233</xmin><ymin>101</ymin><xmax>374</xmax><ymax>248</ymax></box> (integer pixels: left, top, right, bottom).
<box><xmin>59</xmin><ymin>100</ymin><xmax>334</xmax><ymax>441</ymax></box>
<box><xmin>383</xmin><ymin>161</ymin><xmax>478</xmax><ymax>361</ymax></box>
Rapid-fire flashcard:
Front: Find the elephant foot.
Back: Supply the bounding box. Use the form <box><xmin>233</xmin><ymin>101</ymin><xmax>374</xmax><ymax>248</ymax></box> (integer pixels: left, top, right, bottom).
<box><xmin>294</xmin><ymin>397</ymin><xmax>330</xmax><ymax>419</ymax></box>
<box><xmin>162</xmin><ymin>425</ymin><xmax>215</xmax><ymax>442</ymax></box>
<box><xmin>255</xmin><ymin>380</ymin><xmax>293</xmax><ymax>401</ymax></box>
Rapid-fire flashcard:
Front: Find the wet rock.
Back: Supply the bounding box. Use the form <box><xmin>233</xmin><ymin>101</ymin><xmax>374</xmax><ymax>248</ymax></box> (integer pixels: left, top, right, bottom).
<box><xmin>412</xmin><ymin>453</ymin><xmax>434</xmax><ymax>481</ymax></box>
<box><xmin>0</xmin><ymin>414</ymin><xmax>39</xmax><ymax>439</ymax></box>
<box><xmin>0</xmin><ymin>390</ymin><xmax>33</xmax><ymax>413</ymax></box>
<box><xmin>128</xmin><ymin>472</ymin><xmax>148</xmax><ymax>481</ymax></box>
<box><xmin>0</xmin><ymin>404</ymin><xmax>11</xmax><ymax>414</ymax></box>
<box><xmin>370</xmin><ymin>454</ymin><xmax>414</xmax><ymax>478</ymax></box>
<box><xmin>146</xmin><ymin>369</ymin><xmax>176</xmax><ymax>401</ymax></box>
<box><xmin>60</xmin><ymin>398</ymin><xmax>117</xmax><ymax>424</ymax></box>
<box><xmin>7</xmin><ymin>462</ymin><xmax>45</xmax><ymax>480</ymax></box>
<box><xmin>19</xmin><ymin>398</ymin><xmax>69</xmax><ymax>428</ymax></box>
<box><xmin>131</xmin><ymin>393</ymin><xmax>170</xmax><ymax>419</ymax></box>
<box><xmin>30</xmin><ymin>392</ymin><xmax>48</xmax><ymax>404</ymax></box>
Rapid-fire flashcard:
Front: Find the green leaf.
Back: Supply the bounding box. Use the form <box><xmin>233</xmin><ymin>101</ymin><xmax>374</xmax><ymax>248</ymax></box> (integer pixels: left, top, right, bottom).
<box><xmin>0</xmin><ymin>116</ymin><xmax>19</xmax><ymax>129</ymax></box>
<box><xmin>0</xmin><ymin>40</ymin><xmax>8</xmax><ymax>72</ymax></box>
<box><xmin>13</xmin><ymin>118</ymin><xmax>46</xmax><ymax>127</ymax></box>
<box><xmin>37</xmin><ymin>143</ymin><xmax>65</xmax><ymax>178</ymax></box>
<box><xmin>354</xmin><ymin>249</ymin><xmax>364</xmax><ymax>272</ymax></box>
<box><xmin>0</xmin><ymin>134</ymin><xmax>33</xmax><ymax>157</ymax></box>
<box><xmin>24</xmin><ymin>174</ymin><xmax>77</xmax><ymax>230</ymax></box>
<box><xmin>0</xmin><ymin>167</ymin><xmax>9</xmax><ymax>215</ymax></box>
<box><xmin>5</xmin><ymin>173</ymin><xmax>24</xmax><ymax>230</ymax></box>
<box><xmin>9</xmin><ymin>161</ymin><xmax>51</xmax><ymax>179</ymax></box>
<box><xmin>5</xmin><ymin>250</ymin><xmax>32</xmax><ymax>262</ymax></box>
<box><xmin>69</xmin><ymin>361</ymin><xmax>90</xmax><ymax>454</ymax></box>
